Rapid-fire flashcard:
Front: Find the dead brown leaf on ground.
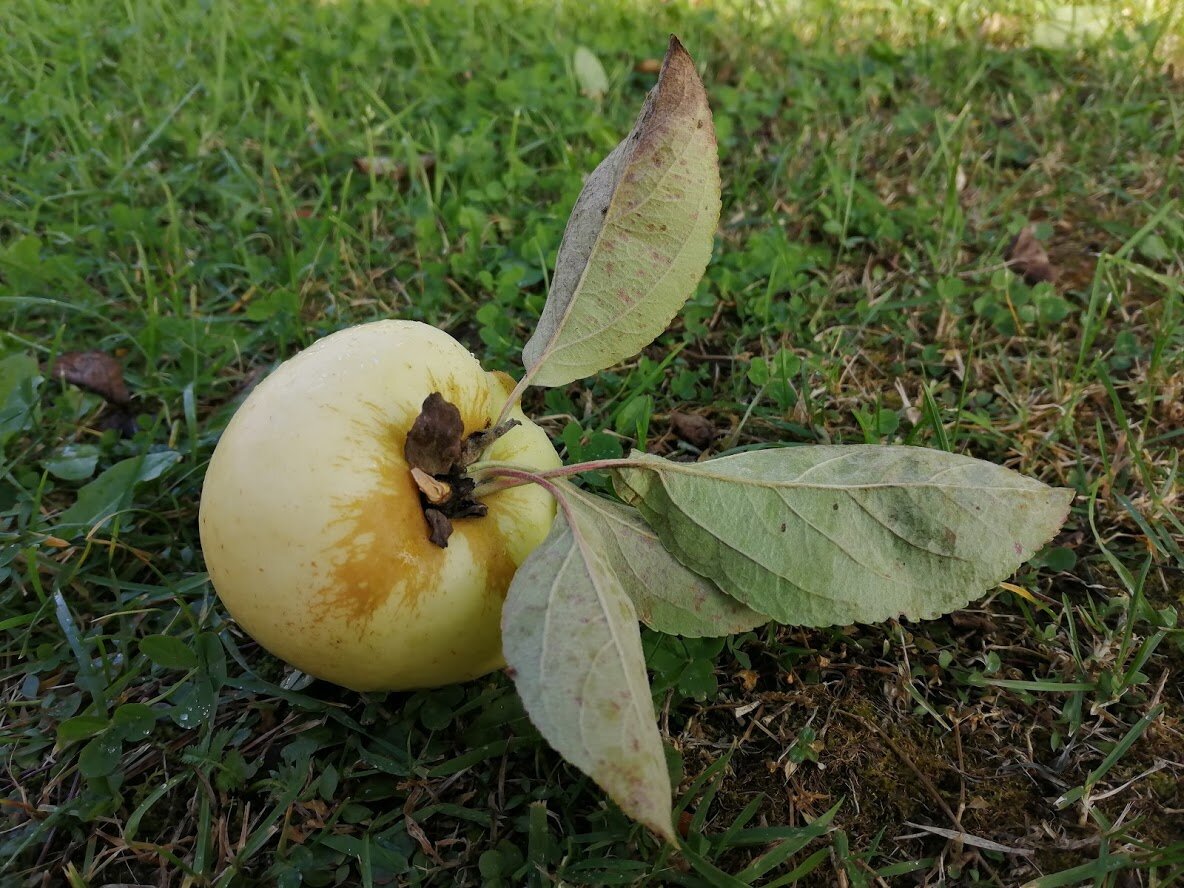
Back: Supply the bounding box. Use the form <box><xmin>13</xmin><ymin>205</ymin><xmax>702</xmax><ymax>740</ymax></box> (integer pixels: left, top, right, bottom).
<box><xmin>51</xmin><ymin>351</ymin><xmax>131</xmax><ymax>405</ymax></box>
<box><xmin>670</xmin><ymin>411</ymin><xmax>716</xmax><ymax>450</ymax></box>
<box><xmin>1005</xmin><ymin>226</ymin><xmax>1057</xmax><ymax>285</ymax></box>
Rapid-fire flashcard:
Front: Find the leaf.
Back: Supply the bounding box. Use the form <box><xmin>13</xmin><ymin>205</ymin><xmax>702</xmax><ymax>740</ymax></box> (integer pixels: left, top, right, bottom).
<box><xmin>573</xmin><ymin>46</ymin><xmax>609</xmax><ymax>100</ymax></box>
<box><xmin>0</xmin><ymin>235</ymin><xmax>45</xmax><ymax>291</ymax></box>
<box><xmin>56</xmin><ymin>715</ymin><xmax>110</xmax><ymax>744</ymax></box>
<box><xmin>1004</xmin><ymin>226</ymin><xmax>1056</xmax><ymax>285</ymax></box>
<box><xmin>0</xmin><ymin>351</ymin><xmax>41</xmax><ymax>446</ymax></box>
<box><xmin>560</xmin><ymin>483</ymin><xmax>766</xmax><ymax>637</ymax></box>
<box><xmin>501</xmin><ymin>505</ymin><xmax>675</xmax><ymax>842</ymax></box>
<box><xmin>51</xmin><ymin>350</ymin><xmax>131</xmax><ymax>405</ymax></box>
<box><xmin>43</xmin><ymin>444</ymin><xmax>101</xmax><ymax>482</ymax></box>
<box><xmin>79</xmin><ymin>732</ymin><xmax>123</xmax><ymax>778</ymax></box>
<box><xmin>140</xmin><ymin>634</ymin><xmax>199</xmax><ymax>670</ymax></box>
<box><xmin>195</xmin><ymin>631</ymin><xmax>228</xmax><ymax>686</ymax></box>
<box><xmin>112</xmin><ymin>703</ymin><xmax>157</xmax><ymax>742</ymax></box>
<box><xmin>55</xmin><ymin>450</ymin><xmax>181</xmax><ymax>531</ymax></box>
<box><xmin>522</xmin><ymin>36</ymin><xmax>720</xmax><ymax>387</ymax></box>
<box><xmin>168</xmin><ymin>677</ymin><xmax>216</xmax><ymax>729</ymax></box>
<box><xmin>613</xmin><ymin>446</ymin><xmax>1074</xmax><ymax>627</ymax></box>
<box><xmin>1136</xmin><ymin>233</ymin><xmax>1171</xmax><ymax>263</ymax></box>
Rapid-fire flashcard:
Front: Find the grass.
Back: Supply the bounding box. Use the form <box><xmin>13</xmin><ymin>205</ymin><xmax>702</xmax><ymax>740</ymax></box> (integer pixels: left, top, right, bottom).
<box><xmin>2</xmin><ymin>0</ymin><xmax>1183</xmax><ymax>884</ymax></box>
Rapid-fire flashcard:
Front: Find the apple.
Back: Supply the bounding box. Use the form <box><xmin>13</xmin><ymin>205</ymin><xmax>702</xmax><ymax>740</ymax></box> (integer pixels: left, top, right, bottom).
<box><xmin>198</xmin><ymin>320</ymin><xmax>561</xmax><ymax>691</ymax></box>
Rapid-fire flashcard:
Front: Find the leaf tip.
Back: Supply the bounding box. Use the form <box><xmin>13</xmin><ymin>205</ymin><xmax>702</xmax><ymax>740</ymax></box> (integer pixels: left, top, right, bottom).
<box><xmin>660</xmin><ymin>34</ymin><xmax>696</xmax><ymax>80</ymax></box>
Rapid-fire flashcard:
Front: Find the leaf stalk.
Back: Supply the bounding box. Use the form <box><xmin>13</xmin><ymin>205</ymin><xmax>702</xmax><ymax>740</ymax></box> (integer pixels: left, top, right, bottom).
<box><xmin>493</xmin><ymin>369</ymin><xmax>536</xmax><ymax>430</ymax></box>
<box><xmin>468</xmin><ymin>457</ymin><xmax>643</xmax><ymax>499</ymax></box>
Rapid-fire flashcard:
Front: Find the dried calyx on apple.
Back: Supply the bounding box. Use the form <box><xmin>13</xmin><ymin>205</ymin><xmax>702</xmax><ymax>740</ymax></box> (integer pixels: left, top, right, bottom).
<box><xmin>403</xmin><ymin>392</ymin><xmax>520</xmax><ymax>548</ymax></box>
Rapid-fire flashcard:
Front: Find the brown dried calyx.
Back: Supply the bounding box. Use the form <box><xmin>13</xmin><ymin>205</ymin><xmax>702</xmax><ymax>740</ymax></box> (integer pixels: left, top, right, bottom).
<box><xmin>404</xmin><ymin>393</ymin><xmax>520</xmax><ymax>548</ymax></box>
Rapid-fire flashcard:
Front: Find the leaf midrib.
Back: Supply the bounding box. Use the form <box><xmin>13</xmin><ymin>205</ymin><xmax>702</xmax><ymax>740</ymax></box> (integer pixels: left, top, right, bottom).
<box><xmin>636</xmin><ymin>457</ymin><xmax>1049</xmax><ymax>494</ymax></box>
<box><xmin>563</xmin><ymin>504</ymin><xmax>655</xmax><ymax>768</ymax></box>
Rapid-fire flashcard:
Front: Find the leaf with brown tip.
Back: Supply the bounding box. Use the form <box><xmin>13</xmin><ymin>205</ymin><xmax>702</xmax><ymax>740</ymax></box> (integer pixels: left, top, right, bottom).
<box><xmin>522</xmin><ymin>36</ymin><xmax>721</xmax><ymax>387</ymax></box>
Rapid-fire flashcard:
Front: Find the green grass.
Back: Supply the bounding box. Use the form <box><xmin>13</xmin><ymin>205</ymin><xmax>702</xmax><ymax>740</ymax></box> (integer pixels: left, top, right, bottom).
<box><xmin>2</xmin><ymin>0</ymin><xmax>1183</xmax><ymax>885</ymax></box>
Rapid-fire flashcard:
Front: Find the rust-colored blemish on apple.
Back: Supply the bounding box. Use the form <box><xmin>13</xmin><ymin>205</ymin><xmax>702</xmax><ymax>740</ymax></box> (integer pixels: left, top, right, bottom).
<box><xmin>313</xmin><ymin>377</ymin><xmax>514</xmax><ymax>625</ymax></box>
<box><xmin>467</xmin><ymin>519</ymin><xmax>517</xmax><ymax>607</ymax></box>
<box><xmin>317</xmin><ymin>425</ymin><xmax>447</xmax><ymax>624</ymax></box>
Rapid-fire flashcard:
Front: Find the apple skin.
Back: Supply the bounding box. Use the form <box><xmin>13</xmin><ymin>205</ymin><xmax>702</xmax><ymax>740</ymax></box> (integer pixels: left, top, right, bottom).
<box><xmin>198</xmin><ymin>320</ymin><xmax>561</xmax><ymax>691</ymax></box>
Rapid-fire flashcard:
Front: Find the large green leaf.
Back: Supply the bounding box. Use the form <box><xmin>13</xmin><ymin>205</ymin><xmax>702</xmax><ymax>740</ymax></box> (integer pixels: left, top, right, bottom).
<box><xmin>521</xmin><ymin>36</ymin><xmax>720</xmax><ymax>387</ymax></box>
<box><xmin>56</xmin><ymin>450</ymin><xmax>181</xmax><ymax>531</ymax></box>
<box><xmin>0</xmin><ymin>352</ymin><xmax>41</xmax><ymax>447</ymax></box>
<box><xmin>560</xmin><ymin>483</ymin><xmax>767</xmax><ymax>637</ymax></box>
<box><xmin>613</xmin><ymin>446</ymin><xmax>1073</xmax><ymax>626</ymax></box>
<box><xmin>501</xmin><ymin>506</ymin><xmax>675</xmax><ymax>843</ymax></box>
<box><xmin>140</xmin><ymin>634</ymin><xmax>199</xmax><ymax>670</ymax></box>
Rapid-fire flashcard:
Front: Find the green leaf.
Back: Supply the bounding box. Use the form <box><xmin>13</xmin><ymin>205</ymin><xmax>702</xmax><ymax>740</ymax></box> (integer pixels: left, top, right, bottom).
<box><xmin>56</xmin><ymin>450</ymin><xmax>181</xmax><ymax>530</ymax></box>
<box><xmin>79</xmin><ymin>732</ymin><xmax>123</xmax><ymax>778</ymax></box>
<box><xmin>573</xmin><ymin>46</ymin><xmax>609</xmax><ymax>100</ymax></box>
<box><xmin>614</xmin><ymin>446</ymin><xmax>1073</xmax><ymax>626</ymax></box>
<box><xmin>168</xmin><ymin>677</ymin><xmax>216</xmax><ymax>729</ymax></box>
<box><xmin>0</xmin><ymin>351</ymin><xmax>41</xmax><ymax>446</ymax></box>
<box><xmin>57</xmin><ymin>715</ymin><xmax>110</xmax><ymax>743</ymax></box>
<box><xmin>0</xmin><ymin>352</ymin><xmax>39</xmax><ymax>403</ymax></box>
<box><xmin>501</xmin><ymin>506</ymin><xmax>675</xmax><ymax>843</ymax></box>
<box><xmin>196</xmin><ymin>631</ymin><xmax>228</xmax><ymax>686</ymax></box>
<box><xmin>244</xmin><ymin>288</ymin><xmax>299</xmax><ymax>322</ymax></box>
<box><xmin>140</xmin><ymin>634</ymin><xmax>199</xmax><ymax>670</ymax></box>
<box><xmin>43</xmin><ymin>444</ymin><xmax>101</xmax><ymax>481</ymax></box>
<box><xmin>522</xmin><ymin>36</ymin><xmax>720</xmax><ymax>387</ymax></box>
<box><xmin>1034</xmin><ymin>545</ymin><xmax>1077</xmax><ymax>572</ymax></box>
<box><xmin>0</xmin><ymin>235</ymin><xmax>45</xmax><ymax>291</ymax></box>
<box><xmin>112</xmin><ymin>703</ymin><xmax>157</xmax><ymax>741</ymax></box>
<box><xmin>217</xmin><ymin>749</ymin><xmax>258</xmax><ymax>793</ymax></box>
<box><xmin>613</xmin><ymin>394</ymin><xmax>653</xmax><ymax>440</ymax></box>
<box><xmin>560</xmin><ymin>483</ymin><xmax>766</xmax><ymax>637</ymax></box>
<box><xmin>1135</xmin><ymin>233</ymin><xmax>1170</xmax><ymax>262</ymax></box>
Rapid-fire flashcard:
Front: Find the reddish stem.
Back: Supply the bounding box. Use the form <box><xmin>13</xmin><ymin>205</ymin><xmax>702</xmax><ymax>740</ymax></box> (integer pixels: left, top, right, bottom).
<box><xmin>469</xmin><ymin>457</ymin><xmax>643</xmax><ymax>498</ymax></box>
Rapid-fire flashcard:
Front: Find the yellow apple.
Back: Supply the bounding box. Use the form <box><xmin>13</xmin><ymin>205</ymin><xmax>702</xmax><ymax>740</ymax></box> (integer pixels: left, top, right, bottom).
<box><xmin>198</xmin><ymin>320</ymin><xmax>561</xmax><ymax>691</ymax></box>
